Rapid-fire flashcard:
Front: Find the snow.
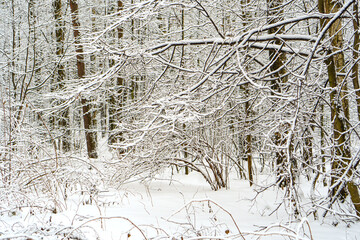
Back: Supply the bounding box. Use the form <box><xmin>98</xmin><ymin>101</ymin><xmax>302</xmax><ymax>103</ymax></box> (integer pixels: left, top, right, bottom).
<box><xmin>1</xmin><ymin>171</ymin><xmax>359</xmax><ymax>240</ymax></box>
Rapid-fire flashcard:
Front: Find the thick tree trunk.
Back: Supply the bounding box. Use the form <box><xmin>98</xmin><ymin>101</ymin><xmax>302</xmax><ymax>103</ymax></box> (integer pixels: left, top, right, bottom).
<box><xmin>318</xmin><ymin>0</ymin><xmax>360</xmax><ymax>216</ymax></box>
<box><xmin>69</xmin><ymin>0</ymin><xmax>97</xmax><ymax>158</ymax></box>
<box><xmin>352</xmin><ymin>2</ymin><xmax>360</xmax><ymax>121</ymax></box>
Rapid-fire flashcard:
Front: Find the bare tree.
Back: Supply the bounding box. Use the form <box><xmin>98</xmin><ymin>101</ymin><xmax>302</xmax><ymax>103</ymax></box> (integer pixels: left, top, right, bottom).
<box><xmin>69</xmin><ymin>0</ymin><xmax>97</xmax><ymax>158</ymax></box>
<box><xmin>318</xmin><ymin>0</ymin><xmax>360</xmax><ymax>216</ymax></box>
<box><xmin>53</xmin><ymin>0</ymin><xmax>70</xmax><ymax>152</ymax></box>
<box><xmin>108</xmin><ymin>0</ymin><xmax>125</xmax><ymax>146</ymax></box>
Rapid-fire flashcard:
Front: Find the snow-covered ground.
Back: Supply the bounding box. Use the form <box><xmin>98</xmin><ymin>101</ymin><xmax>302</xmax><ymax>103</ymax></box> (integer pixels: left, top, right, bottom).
<box><xmin>0</xmin><ymin>171</ymin><xmax>359</xmax><ymax>239</ymax></box>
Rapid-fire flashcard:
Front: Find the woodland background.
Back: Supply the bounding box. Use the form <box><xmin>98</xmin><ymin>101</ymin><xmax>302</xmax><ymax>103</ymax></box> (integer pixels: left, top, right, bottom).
<box><xmin>1</xmin><ymin>0</ymin><xmax>360</xmax><ymax>238</ymax></box>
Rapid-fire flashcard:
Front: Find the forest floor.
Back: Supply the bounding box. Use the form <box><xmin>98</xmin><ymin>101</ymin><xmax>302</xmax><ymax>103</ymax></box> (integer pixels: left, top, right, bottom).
<box><xmin>0</xmin><ymin>169</ymin><xmax>359</xmax><ymax>239</ymax></box>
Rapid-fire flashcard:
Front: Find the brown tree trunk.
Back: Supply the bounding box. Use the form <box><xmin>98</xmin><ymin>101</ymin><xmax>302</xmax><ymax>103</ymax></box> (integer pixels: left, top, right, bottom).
<box><xmin>245</xmin><ymin>113</ymin><xmax>253</xmax><ymax>186</ymax></box>
<box><xmin>54</xmin><ymin>0</ymin><xmax>70</xmax><ymax>152</ymax></box>
<box><xmin>240</xmin><ymin>0</ymin><xmax>253</xmax><ymax>186</ymax></box>
<box><xmin>318</xmin><ymin>0</ymin><xmax>360</xmax><ymax>216</ymax></box>
<box><xmin>108</xmin><ymin>0</ymin><xmax>125</xmax><ymax>146</ymax></box>
<box><xmin>266</xmin><ymin>0</ymin><xmax>292</xmax><ymax>188</ymax></box>
<box><xmin>69</xmin><ymin>0</ymin><xmax>97</xmax><ymax>158</ymax></box>
<box><xmin>303</xmin><ymin>125</ymin><xmax>313</xmax><ymax>180</ymax></box>
<box><xmin>320</xmin><ymin>103</ymin><xmax>327</xmax><ymax>186</ymax></box>
<box><xmin>352</xmin><ymin>2</ymin><xmax>360</xmax><ymax>121</ymax></box>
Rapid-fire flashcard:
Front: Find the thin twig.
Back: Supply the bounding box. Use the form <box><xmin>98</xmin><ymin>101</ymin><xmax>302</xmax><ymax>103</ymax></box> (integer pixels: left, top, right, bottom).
<box><xmin>167</xmin><ymin>198</ymin><xmax>246</xmax><ymax>240</ymax></box>
<box><xmin>59</xmin><ymin>216</ymin><xmax>148</xmax><ymax>240</ymax></box>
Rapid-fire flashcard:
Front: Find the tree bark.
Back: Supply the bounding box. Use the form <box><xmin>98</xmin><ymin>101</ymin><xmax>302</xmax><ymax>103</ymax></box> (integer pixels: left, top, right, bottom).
<box><xmin>318</xmin><ymin>0</ymin><xmax>360</xmax><ymax>216</ymax></box>
<box><xmin>69</xmin><ymin>0</ymin><xmax>97</xmax><ymax>158</ymax></box>
<box><xmin>267</xmin><ymin>0</ymin><xmax>292</xmax><ymax>189</ymax></box>
<box><xmin>240</xmin><ymin>0</ymin><xmax>254</xmax><ymax>186</ymax></box>
<box><xmin>352</xmin><ymin>2</ymin><xmax>360</xmax><ymax>121</ymax></box>
<box><xmin>54</xmin><ymin>0</ymin><xmax>70</xmax><ymax>152</ymax></box>
<box><xmin>108</xmin><ymin>0</ymin><xmax>125</xmax><ymax>146</ymax></box>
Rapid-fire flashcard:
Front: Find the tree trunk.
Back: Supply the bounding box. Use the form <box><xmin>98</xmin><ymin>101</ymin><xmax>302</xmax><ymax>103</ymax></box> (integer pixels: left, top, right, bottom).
<box><xmin>303</xmin><ymin>120</ymin><xmax>314</xmax><ymax>180</ymax></box>
<box><xmin>318</xmin><ymin>0</ymin><xmax>360</xmax><ymax>216</ymax></box>
<box><xmin>266</xmin><ymin>0</ymin><xmax>292</xmax><ymax>188</ymax></box>
<box><xmin>53</xmin><ymin>0</ymin><xmax>70</xmax><ymax>152</ymax></box>
<box><xmin>245</xmin><ymin>115</ymin><xmax>253</xmax><ymax>186</ymax></box>
<box><xmin>352</xmin><ymin>2</ymin><xmax>360</xmax><ymax>121</ymax></box>
<box><xmin>320</xmin><ymin>103</ymin><xmax>327</xmax><ymax>186</ymax></box>
<box><xmin>240</xmin><ymin>0</ymin><xmax>253</xmax><ymax>186</ymax></box>
<box><xmin>69</xmin><ymin>0</ymin><xmax>97</xmax><ymax>158</ymax></box>
<box><xmin>108</xmin><ymin>0</ymin><xmax>125</xmax><ymax>146</ymax></box>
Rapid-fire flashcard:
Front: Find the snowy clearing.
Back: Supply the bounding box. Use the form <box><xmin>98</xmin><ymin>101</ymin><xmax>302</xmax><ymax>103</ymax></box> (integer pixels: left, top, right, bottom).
<box><xmin>1</xmin><ymin>171</ymin><xmax>359</xmax><ymax>240</ymax></box>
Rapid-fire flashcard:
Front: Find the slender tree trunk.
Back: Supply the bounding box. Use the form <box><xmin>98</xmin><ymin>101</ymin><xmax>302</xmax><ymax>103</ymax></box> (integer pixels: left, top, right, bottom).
<box><xmin>245</xmin><ymin>111</ymin><xmax>253</xmax><ymax>186</ymax></box>
<box><xmin>54</xmin><ymin>0</ymin><xmax>70</xmax><ymax>152</ymax></box>
<box><xmin>177</xmin><ymin>7</ymin><xmax>190</xmax><ymax>175</ymax></box>
<box><xmin>320</xmin><ymin>103</ymin><xmax>327</xmax><ymax>186</ymax></box>
<box><xmin>303</xmin><ymin>121</ymin><xmax>314</xmax><ymax>180</ymax></box>
<box><xmin>7</xmin><ymin>0</ymin><xmax>17</xmax><ymax>184</ymax></box>
<box><xmin>108</xmin><ymin>0</ymin><xmax>125</xmax><ymax>146</ymax></box>
<box><xmin>239</xmin><ymin>0</ymin><xmax>254</xmax><ymax>186</ymax></box>
<box><xmin>266</xmin><ymin>0</ymin><xmax>292</xmax><ymax>188</ymax></box>
<box><xmin>69</xmin><ymin>0</ymin><xmax>97</xmax><ymax>158</ymax></box>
